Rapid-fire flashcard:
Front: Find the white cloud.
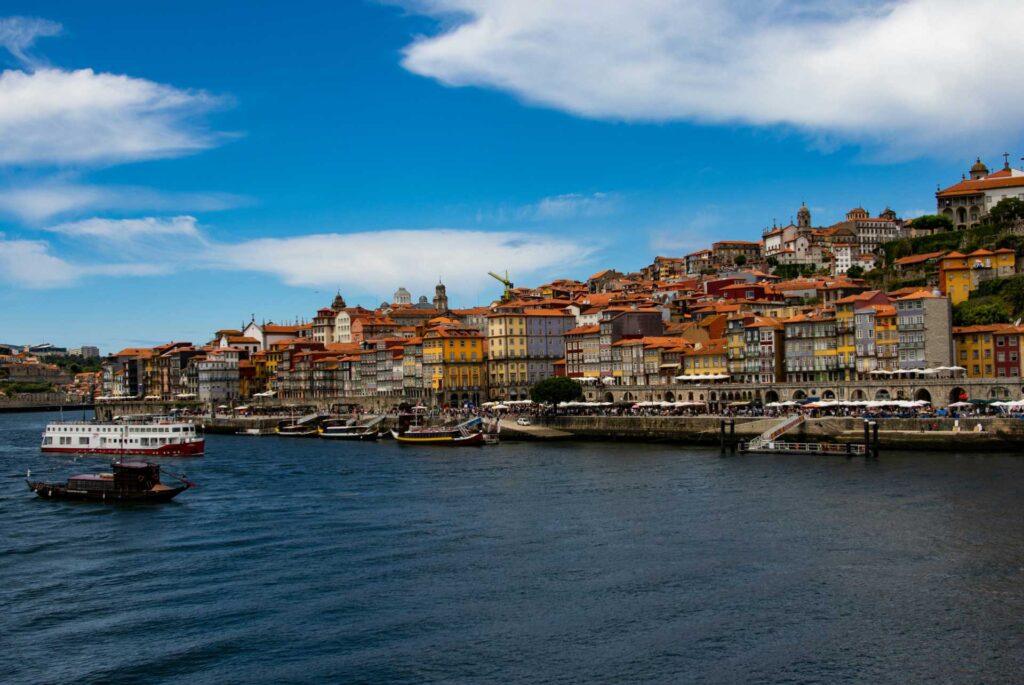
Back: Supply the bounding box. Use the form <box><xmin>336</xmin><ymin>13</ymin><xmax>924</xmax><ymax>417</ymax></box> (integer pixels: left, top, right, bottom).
<box><xmin>0</xmin><ymin>16</ymin><xmax>60</xmax><ymax>67</ymax></box>
<box><xmin>528</xmin><ymin>192</ymin><xmax>616</xmax><ymax>219</ymax></box>
<box><xmin>400</xmin><ymin>0</ymin><xmax>1024</xmax><ymax>156</ymax></box>
<box><xmin>211</xmin><ymin>229</ymin><xmax>598</xmax><ymax>295</ymax></box>
<box><xmin>0</xmin><ymin>234</ymin><xmax>167</xmax><ymax>288</ymax></box>
<box><xmin>0</xmin><ymin>181</ymin><xmax>249</xmax><ymax>222</ymax></box>
<box><xmin>45</xmin><ymin>215</ymin><xmax>203</xmax><ymax>240</ymax></box>
<box><xmin>0</xmin><ymin>236</ymin><xmax>78</xmax><ymax>287</ymax></box>
<box><xmin>9</xmin><ymin>221</ymin><xmax>599</xmax><ymax>294</ymax></box>
<box><xmin>0</xmin><ymin>67</ymin><xmax>226</xmax><ymax>165</ymax></box>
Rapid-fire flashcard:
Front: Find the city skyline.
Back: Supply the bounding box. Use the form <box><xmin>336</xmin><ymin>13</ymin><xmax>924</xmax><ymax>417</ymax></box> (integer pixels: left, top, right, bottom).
<box><xmin>1</xmin><ymin>1</ymin><xmax>1022</xmax><ymax>350</ymax></box>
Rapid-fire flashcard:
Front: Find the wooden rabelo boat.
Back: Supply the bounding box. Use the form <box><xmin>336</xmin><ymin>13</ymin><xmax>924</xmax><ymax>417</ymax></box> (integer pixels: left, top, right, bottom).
<box><xmin>319</xmin><ymin>419</ymin><xmax>381</xmax><ymax>441</ymax></box>
<box><xmin>392</xmin><ymin>414</ymin><xmax>487</xmax><ymax>446</ymax></box>
<box><xmin>275</xmin><ymin>419</ymin><xmax>319</xmax><ymax>437</ymax></box>
<box><xmin>27</xmin><ymin>461</ymin><xmax>193</xmax><ymax>503</ymax></box>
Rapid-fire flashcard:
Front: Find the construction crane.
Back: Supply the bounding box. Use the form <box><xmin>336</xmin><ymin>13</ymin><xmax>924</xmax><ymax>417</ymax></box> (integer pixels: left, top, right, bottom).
<box><xmin>488</xmin><ymin>270</ymin><xmax>514</xmax><ymax>302</ymax></box>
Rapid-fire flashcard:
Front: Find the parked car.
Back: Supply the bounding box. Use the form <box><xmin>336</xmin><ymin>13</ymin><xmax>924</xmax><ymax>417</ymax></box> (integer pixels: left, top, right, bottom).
<box><xmin>516</xmin><ymin>417</ymin><xmax>531</xmax><ymax>426</ymax></box>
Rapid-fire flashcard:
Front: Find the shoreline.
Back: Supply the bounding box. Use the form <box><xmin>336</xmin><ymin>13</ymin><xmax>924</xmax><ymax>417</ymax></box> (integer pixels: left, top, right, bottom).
<box><xmin>179</xmin><ymin>413</ymin><xmax>1021</xmax><ymax>452</ymax></box>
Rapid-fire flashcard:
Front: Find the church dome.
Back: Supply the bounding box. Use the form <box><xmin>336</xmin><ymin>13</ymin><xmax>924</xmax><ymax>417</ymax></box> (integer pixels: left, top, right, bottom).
<box><xmin>393</xmin><ymin>287</ymin><xmax>412</xmax><ymax>305</ymax></box>
<box><xmin>970</xmin><ymin>157</ymin><xmax>988</xmax><ymax>173</ymax></box>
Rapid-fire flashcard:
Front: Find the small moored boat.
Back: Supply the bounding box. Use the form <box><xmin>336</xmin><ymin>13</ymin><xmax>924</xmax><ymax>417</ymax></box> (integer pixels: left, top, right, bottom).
<box><xmin>320</xmin><ymin>419</ymin><xmax>380</xmax><ymax>441</ymax></box>
<box><xmin>275</xmin><ymin>419</ymin><xmax>319</xmax><ymax>437</ymax></box>
<box><xmin>26</xmin><ymin>461</ymin><xmax>193</xmax><ymax>503</ymax></box>
<box><xmin>392</xmin><ymin>415</ymin><xmax>486</xmax><ymax>446</ymax></box>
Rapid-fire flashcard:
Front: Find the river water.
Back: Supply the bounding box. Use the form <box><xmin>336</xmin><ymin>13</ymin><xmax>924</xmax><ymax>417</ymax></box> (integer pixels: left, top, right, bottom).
<box><xmin>2</xmin><ymin>411</ymin><xmax>1023</xmax><ymax>684</ymax></box>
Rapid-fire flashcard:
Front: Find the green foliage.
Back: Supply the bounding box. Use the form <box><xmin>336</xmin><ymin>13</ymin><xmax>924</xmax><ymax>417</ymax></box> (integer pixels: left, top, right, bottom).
<box><xmin>987</xmin><ymin>197</ymin><xmax>1024</xmax><ymax>229</ymax></box>
<box><xmin>953</xmin><ymin>297</ymin><xmax>1011</xmax><ymax>326</ymax></box>
<box><xmin>733</xmin><ymin>254</ymin><xmax>747</xmax><ymax>267</ymax></box>
<box><xmin>765</xmin><ymin>256</ymin><xmax>779</xmax><ymax>268</ymax></box>
<box><xmin>845</xmin><ymin>264</ymin><xmax>865</xmax><ymax>279</ymax></box>
<box><xmin>886</xmin><ymin>277</ymin><xmax>928</xmax><ymax>290</ymax></box>
<box><xmin>972</xmin><ymin>275</ymin><xmax>1024</xmax><ymax>316</ymax></box>
<box><xmin>529</xmin><ymin>377</ymin><xmax>584</xmax><ymax>405</ymax></box>
<box><xmin>0</xmin><ymin>381</ymin><xmax>55</xmax><ymax>395</ymax></box>
<box><xmin>909</xmin><ymin>214</ymin><xmax>954</xmax><ymax>233</ymax></box>
<box><xmin>41</xmin><ymin>355</ymin><xmax>102</xmax><ymax>374</ymax></box>
<box><xmin>882</xmin><ymin>232</ymin><xmax>962</xmax><ymax>265</ymax></box>
<box><xmin>772</xmin><ymin>263</ymin><xmax>816</xmax><ymax>279</ymax></box>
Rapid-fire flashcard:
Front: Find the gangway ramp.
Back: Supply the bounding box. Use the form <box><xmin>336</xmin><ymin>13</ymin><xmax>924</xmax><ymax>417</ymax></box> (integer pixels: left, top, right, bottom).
<box><xmin>745</xmin><ymin>414</ymin><xmax>805</xmax><ymax>452</ymax></box>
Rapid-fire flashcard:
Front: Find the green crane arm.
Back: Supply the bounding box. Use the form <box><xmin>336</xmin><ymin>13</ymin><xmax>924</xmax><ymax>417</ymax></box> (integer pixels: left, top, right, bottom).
<box><xmin>487</xmin><ymin>271</ymin><xmax>514</xmax><ymax>302</ymax></box>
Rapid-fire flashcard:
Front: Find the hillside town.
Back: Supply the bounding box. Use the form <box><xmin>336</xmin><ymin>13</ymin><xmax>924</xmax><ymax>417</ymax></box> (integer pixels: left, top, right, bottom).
<box><xmin>84</xmin><ymin>156</ymin><xmax>1024</xmax><ymax>411</ymax></box>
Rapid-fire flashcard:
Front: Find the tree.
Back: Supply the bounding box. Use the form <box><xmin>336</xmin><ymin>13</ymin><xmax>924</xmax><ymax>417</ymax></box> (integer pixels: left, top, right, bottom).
<box><xmin>988</xmin><ymin>197</ymin><xmax>1024</xmax><ymax>230</ymax></box>
<box><xmin>733</xmin><ymin>254</ymin><xmax>747</xmax><ymax>267</ymax></box>
<box><xmin>530</xmin><ymin>377</ymin><xmax>584</xmax><ymax>405</ymax></box>
<box><xmin>845</xmin><ymin>264</ymin><xmax>865</xmax><ymax>279</ymax></box>
<box><xmin>909</xmin><ymin>214</ymin><xmax>954</xmax><ymax>233</ymax></box>
<box><xmin>766</xmin><ymin>256</ymin><xmax>779</xmax><ymax>269</ymax></box>
<box><xmin>953</xmin><ymin>299</ymin><xmax>1011</xmax><ymax>326</ymax></box>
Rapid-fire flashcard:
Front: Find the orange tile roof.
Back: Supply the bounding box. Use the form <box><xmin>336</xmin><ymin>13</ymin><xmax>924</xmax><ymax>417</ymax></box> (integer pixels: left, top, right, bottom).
<box><xmin>937</xmin><ymin>175</ymin><xmax>1024</xmax><ymax>197</ymax></box>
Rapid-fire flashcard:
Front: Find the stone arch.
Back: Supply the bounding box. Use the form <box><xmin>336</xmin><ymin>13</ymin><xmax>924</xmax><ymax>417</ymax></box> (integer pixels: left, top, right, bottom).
<box><xmin>603</xmin><ymin>392</ymin><xmax>614</xmax><ymax>403</ymax></box>
<box><xmin>710</xmin><ymin>391</ymin><xmax>718</xmax><ymax>401</ymax></box>
<box><xmin>765</xmin><ymin>390</ymin><xmax>779</xmax><ymax>403</ymax></box>
<box><xmin>793</xmin><ymin>389</ymin><xmax>807</xmax><ymax>400</ymax></box>
<box><xmin>851</xmin><ymin>389</ymin><xmax>866</xmax><ymax>401</ymax></box>
<box><xmin>957</xmin><ymin>207</ymin><xmax>967</xmax><ymax>224</ymax></box>
<box><xmin>822</xmin><ymin>389</ymin><xmax>836</xmax><ymax>400</ymax></box>
<box><xmin>915</xmin><ymin>388</ymin><xmax>932</xmax><ymax>403</ymax></box>
<box><xmin>698</xmin><ymin>393</ymin><xmax>705</xmax><ymax>401</ymax></box>
<box><xmin>874</xmin><ymin>388</ymin><xmax>891</xmax><ymax>400</ymax></box>
<box><xmin>664</xmin><ymin>391</ymin><xmax>675</xmax><ymax>402</ymax></box>
<box><xmin>687</xmin><ymin>391</ymin><xmax>694</xmax><ymax>401</ymax></box>
<box><xmin>989</xmin><ymin>386</ymin><xmax>1010</xmax><ymax>400</ymax></box>
<box><xmin>623</xmin><ymin>391</ymin><xmax>634</xmax><ymax>402</ymax></box>
<box><xmin>969</xmin><ymin>206</ymin><xmax>980</xmax><ymax>222</ymax></box>
<box><xmin>949</xmin><ymin>387</ymin><xmax>967</xmax><ymax>403</ymax></box>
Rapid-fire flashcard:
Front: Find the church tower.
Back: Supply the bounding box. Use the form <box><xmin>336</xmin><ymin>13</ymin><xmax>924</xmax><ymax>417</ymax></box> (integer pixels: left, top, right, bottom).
<box><xmin>433</xmin><ymin>281</ymin><xmax>449</xmax><ymax>311</ymax></box>
<box><xmin>331</xmin><ymin>291</ymin><xmax>347</xmax><ymax>311</ymax></box>
<box><xmin>797</xmin><ymin>202</ymin><xmax>811</xmax><ymax>230</ymax></box>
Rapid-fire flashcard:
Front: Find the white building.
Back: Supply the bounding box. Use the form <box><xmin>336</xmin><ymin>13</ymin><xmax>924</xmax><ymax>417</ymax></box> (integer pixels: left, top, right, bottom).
<box><xmin>936</xmin><ymin>156</ymin><xmax>1024</xmax><ymax>230</ymax></box>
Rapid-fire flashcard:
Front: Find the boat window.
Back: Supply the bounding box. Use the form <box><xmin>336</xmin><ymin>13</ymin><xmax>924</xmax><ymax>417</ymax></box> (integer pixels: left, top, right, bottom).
<box><xmin>79</xmin><ymin>437</ymin><xmax>89</xmax><ymax>445</ymax></box>
<box><xmin>43</xmin><ymin>437</ymin><xmax>52</xmax><ymax>445</ymax></box>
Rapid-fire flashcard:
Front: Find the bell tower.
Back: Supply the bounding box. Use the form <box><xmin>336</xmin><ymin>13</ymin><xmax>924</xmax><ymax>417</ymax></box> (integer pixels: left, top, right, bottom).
<box><xmin>433</xmin><ymin>280</ymin><xmax>449</xmax><ymax>311</ymax></box>
<box><xmin>797</xmin><ymin>202</ymin><xmax>811</xmax><ymax>230</ymax></box>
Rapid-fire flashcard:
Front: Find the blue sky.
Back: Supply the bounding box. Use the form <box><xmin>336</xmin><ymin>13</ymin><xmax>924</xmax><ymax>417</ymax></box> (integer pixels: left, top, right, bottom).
<box><xmin>1</xmin><ymin>1</ymin><xmax>1022</xmax><ymax>352</ymax></box>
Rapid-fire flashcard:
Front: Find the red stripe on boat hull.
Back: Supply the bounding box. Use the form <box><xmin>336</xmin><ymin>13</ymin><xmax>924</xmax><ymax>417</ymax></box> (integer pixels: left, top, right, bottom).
<box><xmin>41</xmin><ymin>441</ymin><xmax>205</xmax><ymax>457</ymax></box>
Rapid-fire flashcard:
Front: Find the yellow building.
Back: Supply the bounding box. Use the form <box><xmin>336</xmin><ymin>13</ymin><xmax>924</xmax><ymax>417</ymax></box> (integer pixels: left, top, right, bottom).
<box><xmin>951</xmin><ymin>324</ymin><xmax>1024</xmax><ymax>378</ymax></box>
<box><xmin>423</xmin><ymin>327</ymin><xmax>486</xmax><ymax>406</ymax></box>
<box><xmin>940</xmin><ymin>248</ymin><xmax>1017</xmax><ymax>305</ymax></box>
<box><xmin>873</xmin><ymin>305</ymin><xmax>899</xmax><ymax>372</ymax></box>
<box><xmin>682</xmin><ymin>339</ymin><xmax>728</xmax><ymax>376</ymax></box>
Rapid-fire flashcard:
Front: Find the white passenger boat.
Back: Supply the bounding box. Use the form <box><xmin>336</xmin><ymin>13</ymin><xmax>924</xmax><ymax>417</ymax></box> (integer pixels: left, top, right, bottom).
<box><xmin>41</xmin><ymin>416</ymin><xmax>205</xmax><ymax>457</ymax></box>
